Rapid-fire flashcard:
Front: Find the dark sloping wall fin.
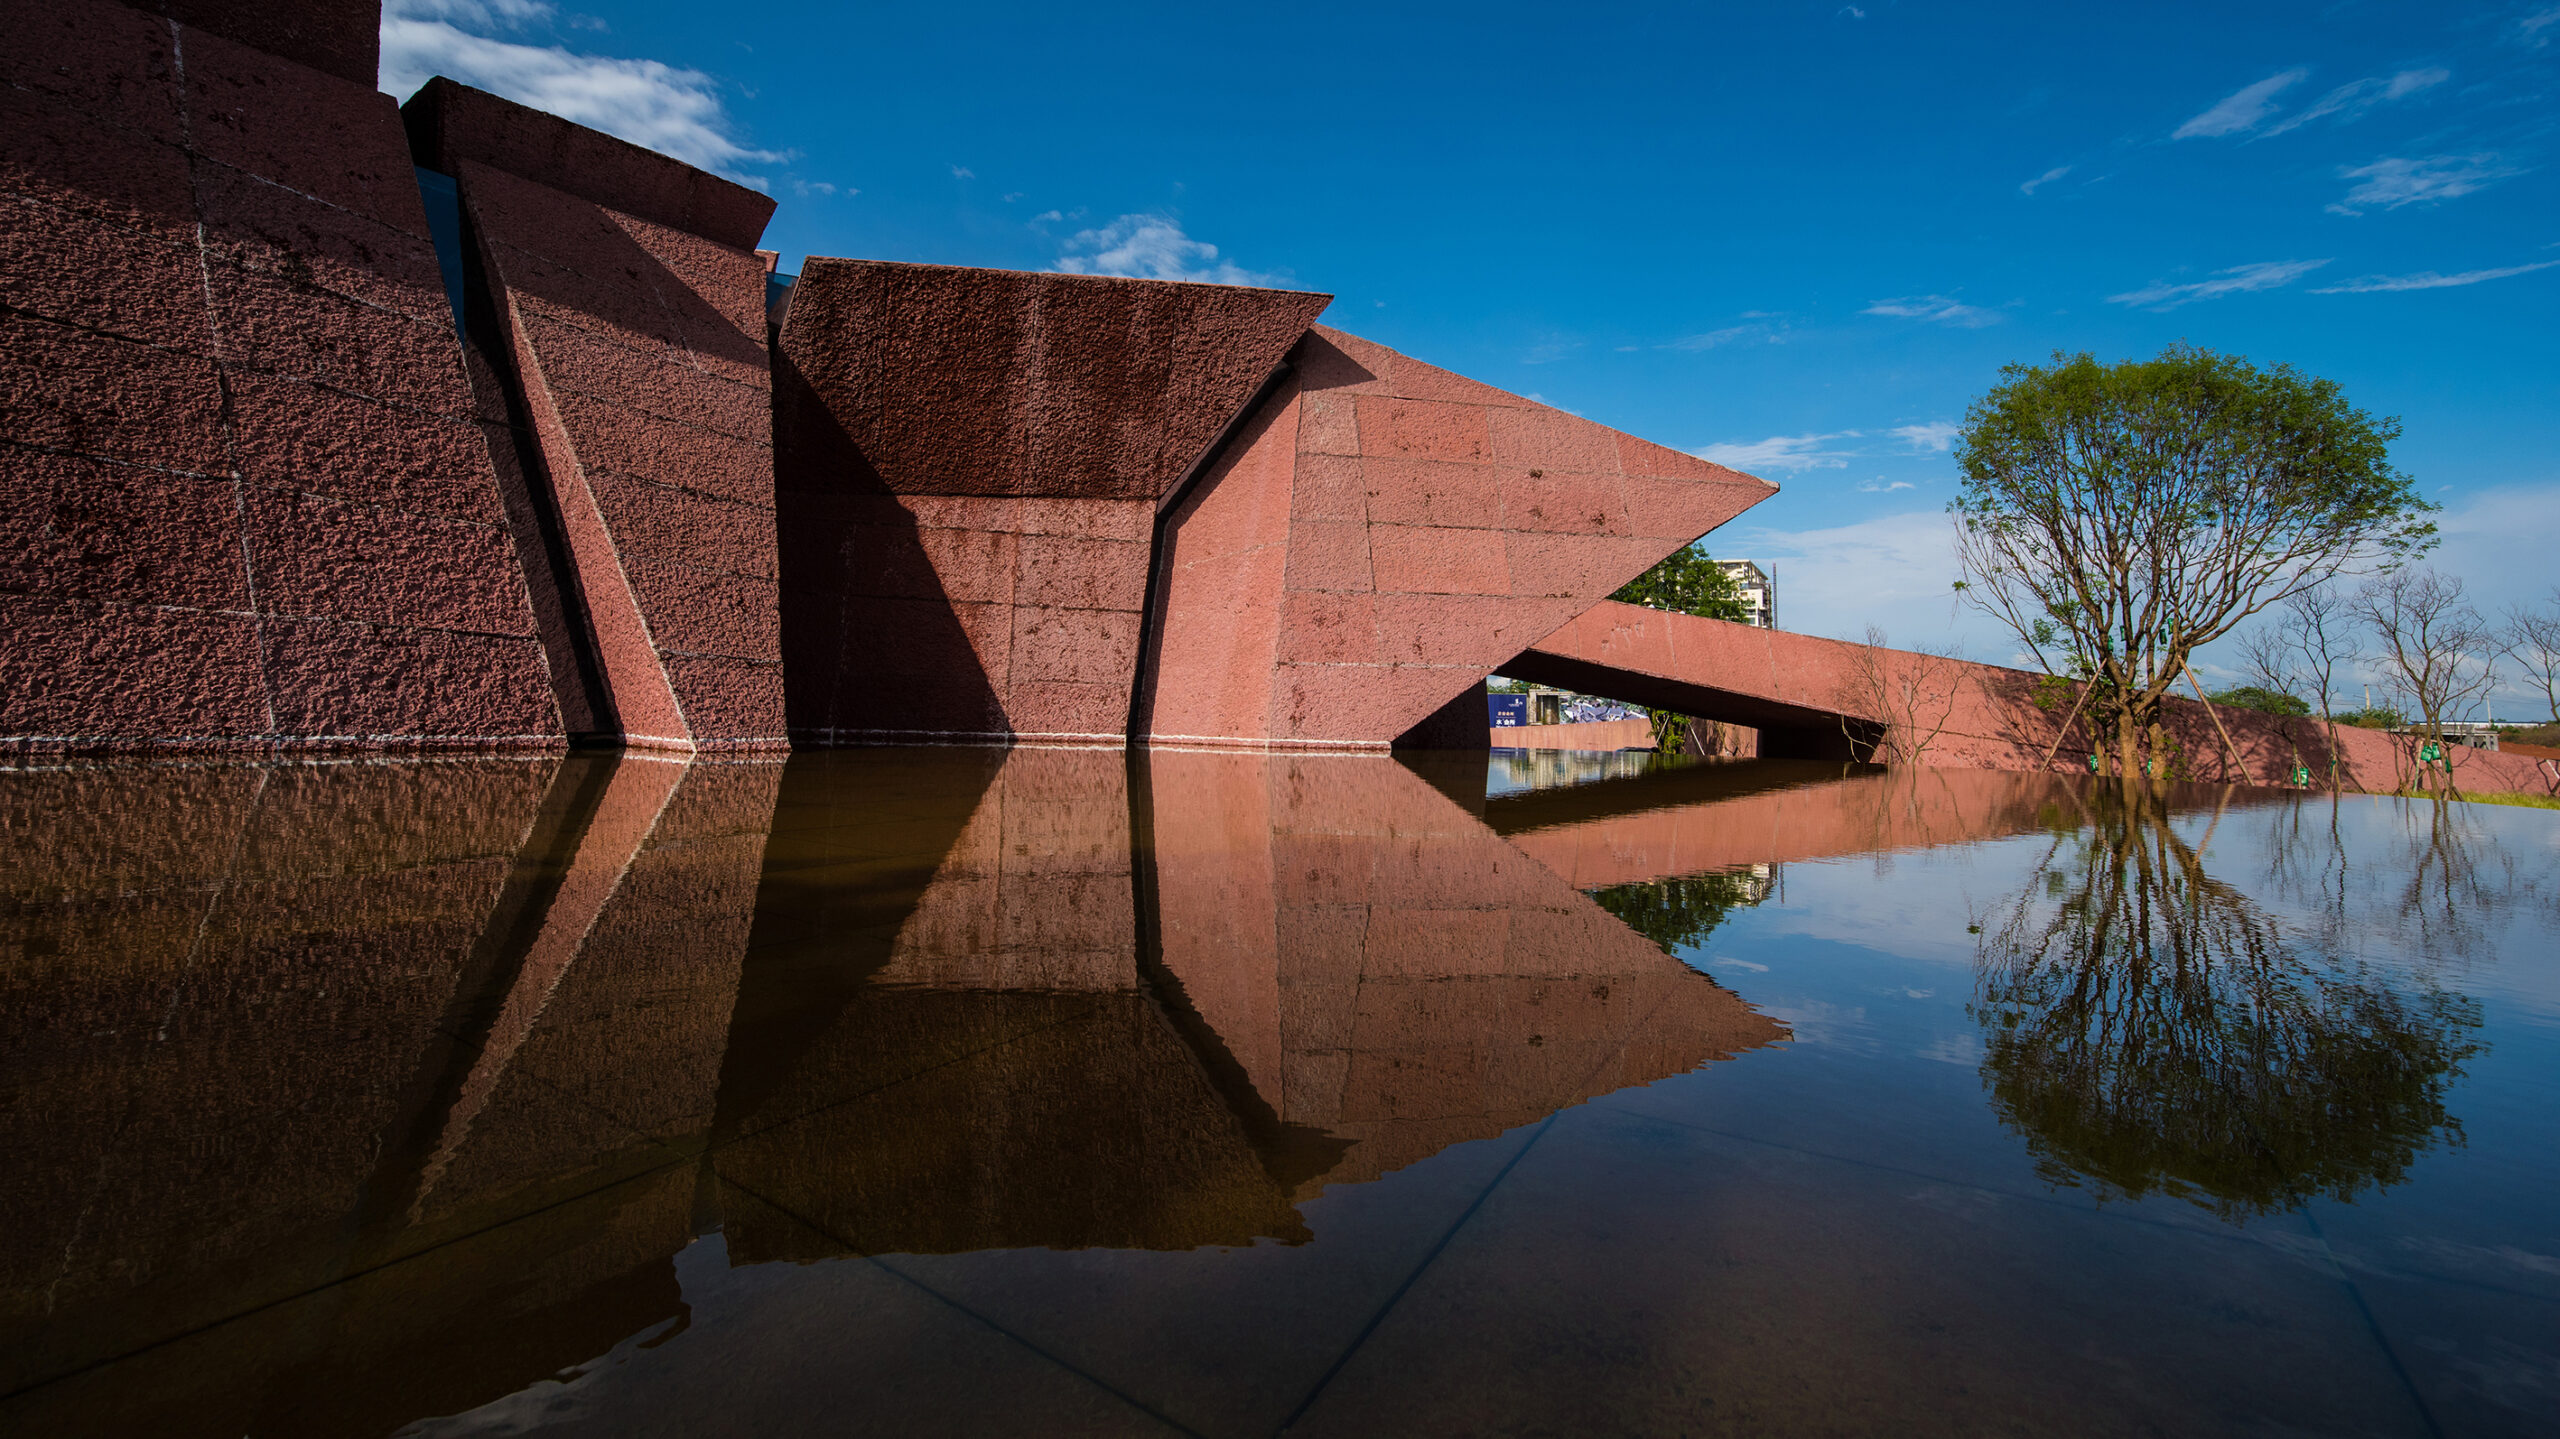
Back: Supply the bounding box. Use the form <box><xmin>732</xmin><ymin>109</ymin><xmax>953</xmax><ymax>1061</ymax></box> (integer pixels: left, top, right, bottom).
<box><xmin>134</xmin><ymin>0</ymin><xmax>380</xmax><ymax>86</ymax></box>
<box><xmin>402</xmin><ymin>76</ymin><xmax>777</xmax><ymax>250</ymax></box>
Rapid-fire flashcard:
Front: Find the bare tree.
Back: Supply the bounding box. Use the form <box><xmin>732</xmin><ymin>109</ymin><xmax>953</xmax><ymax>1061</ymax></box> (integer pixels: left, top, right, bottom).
<box><xmin>1836</xmin><ymin>626</ymin><xmax>1969</xmax><ymax>764</ymax></box>
<box><xmin>2240</xmin><ymin>584</ymin><xmax>2361</xmax><ymax>789</ymax></box>
<box><xmin>2500</xmin><ymin>588</ymin><xmax>2560</xmax><ymax>725</ymax></box>
<box><xmin>2350</xmin><ymin>570</ymin><xmax>2500</xmax><ymax>791</ymax></box>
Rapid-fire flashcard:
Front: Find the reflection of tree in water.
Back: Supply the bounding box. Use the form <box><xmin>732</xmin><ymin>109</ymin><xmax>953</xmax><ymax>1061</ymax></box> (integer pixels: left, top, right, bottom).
<box><xmin>1972</xmin><ymin>791</ymin><xmax>2482</xmax><ymax>1221</ymax></box>
<box><xmin>1591</xmin><ymin>867</ymin><xmax>1774</xmax><ymax>955</ymax></box>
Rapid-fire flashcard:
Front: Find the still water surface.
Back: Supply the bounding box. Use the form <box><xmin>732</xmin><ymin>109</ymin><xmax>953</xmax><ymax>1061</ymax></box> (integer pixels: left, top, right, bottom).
<box><xmin>2</xmin><ymin>749</ymin><xmax>2553</xmax><ymax>1436</ymax></box>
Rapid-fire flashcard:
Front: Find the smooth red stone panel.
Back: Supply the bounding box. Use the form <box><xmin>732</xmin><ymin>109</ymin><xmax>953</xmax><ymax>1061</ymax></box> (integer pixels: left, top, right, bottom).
<box><xmin>1139</xmin><ymin>320</ymin><xmax>1781</xmax><ymax>747</ymax></box>
<box><xmin>259</xmin><ymin>619</ymin><xmax>561</xmax><ymax>742</ymax></box>
<box><xmin>0</xmin><ymin>313</ymin><xmax>228</xmax><ymax>472</ymax></box>
<box><xmin>176</xmin><ymin>25</ymin><xmax>426</xmax><ymax>235</ymax></box>
<box><xmin>0</xmin><ymin>201</ymin><xmax>211</xmax><ymax>350</ymax></box>
<box><xmin>0</xmin><ymin>453</ymin><xmax>246</xmax><ymax>611</ymax></box>
<box><xmin>1140</xmin><ymin>386</ymin><xmax>1301</xmax><ymax>743</ymax></box>
<box><xmin>241</xmin><ymin>488</ymin><xmax>531</xmax><ymax>636</ymax></box>
<box><xmin>0</xmin><ymin>595</ymin><xmax>268</xmax><ymax>744</ymax></box>
<box><xmin>223</xmin><ymin>372</ymin><xmax>505</xmax><ymax>524</ymax></box>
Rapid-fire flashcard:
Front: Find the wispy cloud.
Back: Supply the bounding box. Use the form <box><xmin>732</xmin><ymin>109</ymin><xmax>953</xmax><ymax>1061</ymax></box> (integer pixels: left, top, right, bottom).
<box><xmin>379</xmin><ymin>1</ymin><xmax>785</xmax><ymax>182</ymax></box>
<box><xmin>1862</xmin><ymin>295</ymin><xmax>2003</xmax><ymax>328</ymax></box>
<box><xmin>2019</xmin><ymin>165</ymin><xmax>2072</xmax><ymax>196</ymax></box>
<box><xmin>1695</xmin><ymin>432</ymin><xmax>1860</xmax><ymax>472</ymax></box>
<box><xmin>2312</xmin><ymin>259</ymin><xmax>2560</xmax><ymax>293</ymax></box>
<box><xmin>2259</xmin><ymin>67</ymin><xmax>2449</xmax><ymax>137</ymax></box>
<box><xmin>1890</xmin><ymin>421</ymin><xmax>1960</xmax><ymax>452</ymax></box>
<box><xmin>2327</xmin><ymin>153</ymin><xmax>2524</xmax><ymax>215</ymax></box>
<box><xmin>2173</xmin><ymin>68</ymin><xmax>2308</xmax><ymax>139</ymax></box>
<box><xmin>2517</xmin><ymin>6</ymin><xmax>2560</xmax><ymax>47</ymax></box>
<box><xmin>788</xmin><ymin>179</ymin><xmax>850</xmax><ymax>198</ymax></box>
<box><xmin>2106</xmin><ymin>258</ymin><xmax>2329</xmax><ymax>310</ymax></box>
<box><xmin>1662</xmin><ymin>315</ymin><xmax>1786</xmax><ymax>351</ymax></box>
<box><xmin>949</xmin><ymin>165</ymin><xmax>975</xmax><ymax>179</ymax></box>
<box><xmin>1054</xmin><ymin>213</ymin><xmax>1282</xmax><ymax>286</ymax></box>
<box><xmin>1858</xmin><ymin>478</ymin><xmax>1917</xmax><ymax>492</ymax></box>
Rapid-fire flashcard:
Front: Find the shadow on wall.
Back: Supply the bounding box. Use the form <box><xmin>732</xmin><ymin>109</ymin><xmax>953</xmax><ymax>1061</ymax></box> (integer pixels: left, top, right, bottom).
<box><xmin>769</xmin><ymin>348</ymin><xmax>1003</xmax><ymax>741</ymax></box>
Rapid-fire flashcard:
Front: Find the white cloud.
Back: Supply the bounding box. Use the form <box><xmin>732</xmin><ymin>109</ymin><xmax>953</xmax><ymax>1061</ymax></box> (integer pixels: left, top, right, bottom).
<box><xmin>788</xmin><ymin>179</ymin><xmax>850</xmax><ymax>198</ymax></box>
<box><xmin>1862</xmin><ymin>295</ymin><xmax>2003</xmax><ymax>328</ymax></box>
<box><xmin>1858</xmin><ymin>479</ymin><xmax>1917</xmax><ymax>492</ymax></box>
<box><xmin>379</xmin><ymin>3</ymin><xmax>785</xmax><ymax>182</ymax></box>
<box><xmin>2260</xmin><ymin>67</ymin><xmax>2448</xmax><ymax>137</ymax></box>
<box><xmin>1053</xmin><ymin>213</ymin><xmax>1283</xmax><ymax>286</ymax></box>
<box><xmin>1890</xmin><ymin>421</ymin><xmax>1960</xmax><ymax>452</ymax></box>
<box><xmin>2328</xmin><ymin>154</ymin><xmax>2523</xmax><ymax>215</ymax></box>
<box><xmin>1002</xmin><ymin>191</ymin><xmax>1025</xmax><ymax>202</ymax></box>
<box><xmin>1721</xmin><ymin>508</ymin><xmax>1971</xmax><ymax>646</ymax></box>
<box><xmin>1032</xmin><ymin>209</ymin><xmax>1064</xmax><ymax>222</ymax></box>
<box><xmin>2019</xmin><ymin>165</ymin><xmax>2071</xmax><ymax>195</ymax></box>
<box><xmin>2104</xmin><ymin>258</ymin><xmax>2329</xmax><ymax>310</ymax></box>
<box><xmin>1663</xmin><ymin>322</ymin><xmax>1776</xmax><ymax>350</ymax></box>
<box><xmin>1695</xmin><ymin>432</ymin><xmax>1860</xmax><ymax>473</ymax></box>
<box><xmin>2518</xmin><ymin>6</ymin><xmax>2560</xmax><ymax>47</ymax></box>
<box><xmin>2172</xmin><ymin>68</ymin><xmax>2308</xmax><ymax>139</ymax></box>
<box><xmin>950</xmin><ymin>165</ymin><xmax>975</xmax><ymax>179</ymax></box>
<box><xmin>2312</xmin><ymin>260</ymin><xmax>2560</xmax><ymax>293</ymax></box>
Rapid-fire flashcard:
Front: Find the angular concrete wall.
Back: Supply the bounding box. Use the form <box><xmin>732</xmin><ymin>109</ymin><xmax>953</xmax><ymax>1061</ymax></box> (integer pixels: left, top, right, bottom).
<box><xmin>408</xmin><ymin>79</ymin><xmax>788</xmax><ymax>752</ymax></box>
<box><xmin>3</xmin><ymin>1</ymin><xmax>1789</xmax><ymax>758</ymax></box>
<box><xmin>772</xmin><ymin>262</ymin><xmax>1328</xmax><ymax>743</ymax></box>
<box><xmin>1141</xmin><ymin>329</ymin><xmax>1776</xmax><ymax>749</ymax></box>
<box><xmin>1</xmin><ymin>0</ymin><xmax>564</xmax><ymax>754</ymax></box>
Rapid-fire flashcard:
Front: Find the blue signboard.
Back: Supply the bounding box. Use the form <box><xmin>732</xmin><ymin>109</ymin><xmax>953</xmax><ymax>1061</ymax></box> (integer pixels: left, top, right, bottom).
<box><xmin>1488</xmin><ymin>694</ymin><xmax>1528</xmax><ymax>727</ymax></box>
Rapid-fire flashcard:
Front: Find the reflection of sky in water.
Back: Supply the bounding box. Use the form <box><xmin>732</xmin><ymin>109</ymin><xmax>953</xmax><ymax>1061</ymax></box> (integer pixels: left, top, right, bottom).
<box><xmin>2</xmin><ymin>756</ymin><xmax>2551</xmax><ymax>1438</ymax></box>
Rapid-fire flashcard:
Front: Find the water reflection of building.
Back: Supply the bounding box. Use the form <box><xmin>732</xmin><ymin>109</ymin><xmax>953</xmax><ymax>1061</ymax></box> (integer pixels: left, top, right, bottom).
<box><xmin>2</xmin><ymin>756</ymin><xmax>2135</xmax><ymax>1435</ymax></box>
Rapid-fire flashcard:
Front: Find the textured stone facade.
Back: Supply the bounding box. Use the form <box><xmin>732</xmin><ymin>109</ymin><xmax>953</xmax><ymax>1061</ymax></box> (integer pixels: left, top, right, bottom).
<box><xmin>3</xmin><ymin>0</ymin><xmax>1792</xmax><ymax>758</ymax></box>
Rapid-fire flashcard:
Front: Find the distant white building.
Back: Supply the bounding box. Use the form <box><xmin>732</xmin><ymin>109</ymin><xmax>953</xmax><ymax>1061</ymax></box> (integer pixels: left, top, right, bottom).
<box><xmin>1717</xmin><ymin>560</ymin><xmax>1774</xmax><ymax>629</ymax></box>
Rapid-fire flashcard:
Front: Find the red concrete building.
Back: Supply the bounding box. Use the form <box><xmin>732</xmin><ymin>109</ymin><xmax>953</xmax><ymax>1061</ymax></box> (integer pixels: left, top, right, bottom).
<box><xmin>2</xmin><ymin>0</ymin><xmax>1791</xmax><ymax>760</ymax></box>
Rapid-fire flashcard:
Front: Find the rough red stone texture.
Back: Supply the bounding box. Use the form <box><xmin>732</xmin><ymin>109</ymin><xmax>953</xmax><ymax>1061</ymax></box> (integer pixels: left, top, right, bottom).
<box><xmin>1140</xmin><ymin>327</ymin><xmax>1778</xmax><ymax>748</ymax></box>
<box><xmin>773</xmin><ymin>263</ymin><xmax>1329</xmax><ymax>742</ymax></box>
<box><xmin>0</xmin><ymin>0</ymin><xmax>560</xmax><ymax>755</ymax></box>
<box><xmin>403</xmin><ymin>77</ymin><xmax>777</xmax><ymax>252</ymax></box>
<box><xmin>428</xmin><ymin>96</ymin><xmax>787</xmax><ymax>750</ymax></box>
<box><xmin>1514</xmin><ymin>600</ymin><xmax>2560</xmax><ymax>792</ymax></box>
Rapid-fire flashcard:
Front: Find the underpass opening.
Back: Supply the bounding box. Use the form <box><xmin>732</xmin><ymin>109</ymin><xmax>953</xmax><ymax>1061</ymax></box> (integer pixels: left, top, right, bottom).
<box><xmin>1498</xmin><ymin>649</ymin><xmax>1883</xmax><ymax>762</ymax></box>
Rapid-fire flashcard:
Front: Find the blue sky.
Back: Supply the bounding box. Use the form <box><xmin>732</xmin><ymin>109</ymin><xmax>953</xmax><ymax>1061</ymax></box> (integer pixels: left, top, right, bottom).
<box><xmin>382</xmin><ymin>1</ymin><xmax>2560</xmax><ymax>711</ymax></box>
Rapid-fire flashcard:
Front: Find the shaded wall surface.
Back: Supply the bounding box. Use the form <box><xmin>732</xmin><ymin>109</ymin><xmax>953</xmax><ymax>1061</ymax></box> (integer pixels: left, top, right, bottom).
<box><xmin>1</xmin><ymin>0</ymin><xmax>563</xmax><ymax>754</ymax></box>
<box><xmin>1518</xmin><ymin>600</ymin><xmax>2560</xmax><ymax>793</ymax></box>
<box><xmin>0</xmin><ymin>746</ymin><xmax>1824</xmax><ymax>1434</ymax></box>
<box><xmin>408</xmin><ymin>79</ymin><xmax>787</xmax><ymax>752</ymax></box>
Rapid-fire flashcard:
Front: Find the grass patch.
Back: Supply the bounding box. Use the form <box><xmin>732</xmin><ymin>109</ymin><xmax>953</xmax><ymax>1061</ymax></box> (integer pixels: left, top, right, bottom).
<box><xmin>2453</xmin><ymin>791</ymin><xmax>2560</xmax><ymax>811</ymax></box>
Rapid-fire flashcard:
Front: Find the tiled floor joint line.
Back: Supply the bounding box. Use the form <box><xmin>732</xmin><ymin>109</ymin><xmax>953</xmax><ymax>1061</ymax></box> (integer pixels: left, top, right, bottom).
<box><xmin>1273</xmin><ymin>1114</ymin><xmax>1561</xmax><ymax>1436</ymax></box>
<box><xmin>710</xmin><ymin>1173</ymin><xmax>1208</xmax><ymax>1439</ymax></box>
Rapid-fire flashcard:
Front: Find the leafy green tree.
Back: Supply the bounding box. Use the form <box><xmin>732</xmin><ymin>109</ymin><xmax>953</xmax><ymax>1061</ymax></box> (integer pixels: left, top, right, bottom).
<box><xmin>2208</xmin><ymin>686</ymin><xmax>2311</xmax><ymax>717</ymax></box>
<box><xmin>1612</xmin><ymin>544</ymin><xmax>1751</xmax><ymax>622</ymax></box>
<box><xmin>1951</xmin><ymin>345</ymin><xmax>2434</xmax><ymax>779</ymax></box>
<box><xmin>1611</xmin><ymin>545</ymin><xmax>1752</xmax><ymax>751</ymax></box>
<box><xmin>1590</xmin><ymin>870</ymin><xmax>1770</xmax><ymax>955</ymax></box>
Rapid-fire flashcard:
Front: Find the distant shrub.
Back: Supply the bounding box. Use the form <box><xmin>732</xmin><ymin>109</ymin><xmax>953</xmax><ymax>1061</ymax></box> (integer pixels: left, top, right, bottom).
<box><xmin>2334</xmin><ymin>706</ymin><xmax>2403</xmax><ymax>730</ymax></box>
<box><xmin>2209</xmin><ymin>686</ymin><xmax>2311</xmax><ymax>717</ymax></box>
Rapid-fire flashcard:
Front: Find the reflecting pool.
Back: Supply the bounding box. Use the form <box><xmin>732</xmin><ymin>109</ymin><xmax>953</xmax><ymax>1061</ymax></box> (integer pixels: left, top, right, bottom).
<box><xmin>2</xmin><ymin>750</ymin><xmax>2553</xmax><ymax>1436</ymax></box>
